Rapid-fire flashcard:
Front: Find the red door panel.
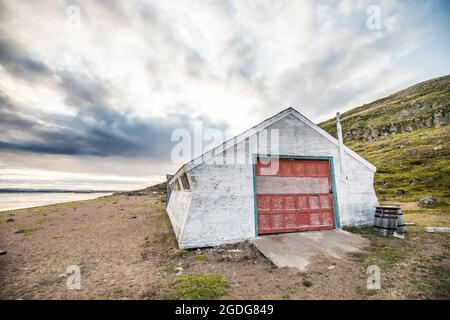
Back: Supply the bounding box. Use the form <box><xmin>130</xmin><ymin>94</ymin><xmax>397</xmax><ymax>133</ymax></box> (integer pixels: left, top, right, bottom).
<box><xmin>256</xmin><ymin>158</ymin><xmax>335</xmax><ymax>235</ymax></box>
<box><xmin>292</xmin><ymin>161</ymin><xmax>305</xmax><ymax>176</ymax></box>
<box><xmin>284</xmin><ymin>195</ymin><xmax>296</xmax><ymax>209</ymax></box>
<box><xmin>279</xmin><ymin>160</ymin><xmax>293</xmax><ymax>176</ymax></box>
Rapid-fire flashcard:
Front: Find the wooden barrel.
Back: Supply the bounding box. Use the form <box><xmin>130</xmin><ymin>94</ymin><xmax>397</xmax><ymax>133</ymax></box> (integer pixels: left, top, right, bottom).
<box><xmin>396</xmin><ymin>209</ymin><xmax>405</xmax><ymax>235</ymax></box>
<box><xmin>373</xmin><ymin>206</ymin><xmax>400</xmax><ymax>236</ymax></box>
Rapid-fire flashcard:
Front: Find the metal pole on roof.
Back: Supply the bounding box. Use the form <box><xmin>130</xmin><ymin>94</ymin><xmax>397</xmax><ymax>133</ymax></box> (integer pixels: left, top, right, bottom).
<box><xmin>336</xmin><ymin>112</ymin><xmax>345</xmax><ymax>178</ymax></box>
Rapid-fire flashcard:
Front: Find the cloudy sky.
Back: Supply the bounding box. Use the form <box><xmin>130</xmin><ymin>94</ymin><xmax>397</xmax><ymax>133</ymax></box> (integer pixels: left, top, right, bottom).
<box><xmin>0</xmin><ymin>0</ymin><xmax>449</xmax><ymax>190</ymax></box>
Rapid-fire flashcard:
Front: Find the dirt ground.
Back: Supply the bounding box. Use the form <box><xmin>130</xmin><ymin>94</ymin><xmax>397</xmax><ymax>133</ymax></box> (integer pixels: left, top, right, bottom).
<box><xmin>0</xmin><ymin>194</ymin><xmax>448</xmax><ymax>300</ymax></box>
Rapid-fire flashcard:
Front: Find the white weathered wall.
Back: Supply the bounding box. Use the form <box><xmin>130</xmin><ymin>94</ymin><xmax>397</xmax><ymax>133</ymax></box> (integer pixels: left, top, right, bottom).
<box><xmin>175</xmin><ymin>114</ymin><xmax>378</xmax><ymax>248</ymax></box>
<box><xmin>177</xmin><ymin>164</ymin><xmax>255</xmax><ymax>248</ymax></box>
<box><xmin>166</xmin><ymin>190</ymin><xmax>192</xmax><ymax>240</ymax></box>
<box><xmin>338</xmin><ymin>152</ymin><xmax>378</xmax><ymax>226</ymax></box>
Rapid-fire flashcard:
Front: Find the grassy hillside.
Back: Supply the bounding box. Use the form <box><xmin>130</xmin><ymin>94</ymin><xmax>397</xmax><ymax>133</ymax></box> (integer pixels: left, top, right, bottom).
<box><xmin>114</xmin><ymin>182</ymin><xmax>166</xmax><ymax>196</ymax></box>
<box><xmin>319</xmin><ymin>75</ymin><xmax>450</xmax><ymax>205</ymax></box>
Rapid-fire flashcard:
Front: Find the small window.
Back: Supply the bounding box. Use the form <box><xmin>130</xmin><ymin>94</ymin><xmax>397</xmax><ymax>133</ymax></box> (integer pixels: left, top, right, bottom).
<box><xmin>172</xmin><ymin>179</ymin><xmax>181</xmax><ymax>191</ymax></box>
<box><xmin>180</xmin><ymin>173</ymin><xmax>190</xmax><ymax>190</ymax></box>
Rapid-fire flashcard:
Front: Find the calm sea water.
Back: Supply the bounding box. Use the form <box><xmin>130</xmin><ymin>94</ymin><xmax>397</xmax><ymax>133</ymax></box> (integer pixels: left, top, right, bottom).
<box><xmin>0</xmin><ymin>192</ymin><xmax>113</xmax><ymax>212</ymax></box>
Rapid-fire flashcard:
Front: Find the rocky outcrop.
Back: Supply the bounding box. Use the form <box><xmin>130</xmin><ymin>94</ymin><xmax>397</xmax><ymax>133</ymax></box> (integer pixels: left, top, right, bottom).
<box><xmin>320</xmin><ymin>76</ymin><xmax>450</xmax><ymax>141</ymax></box>
<box><xmin>343</xmin><ymin>109</ymin><xmax>449</xmax><ymax>142</ymax></box>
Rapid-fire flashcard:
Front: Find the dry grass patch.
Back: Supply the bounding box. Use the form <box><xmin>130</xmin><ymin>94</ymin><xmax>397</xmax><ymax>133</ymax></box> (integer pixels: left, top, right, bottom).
<box><xmin>346</xmin><ymin>206</ymin><xmax>450</xmax><ymax>299</ymax></box>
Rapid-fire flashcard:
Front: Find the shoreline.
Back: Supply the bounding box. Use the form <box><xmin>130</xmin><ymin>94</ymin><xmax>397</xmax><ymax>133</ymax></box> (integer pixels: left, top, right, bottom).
<box><xmin>0</xmin><ymin>192</ymin><xmax>114</xmax><ymax>212</ymax></box>
<box><xmin>0</xmin><ymin>189</ymin><xmax>123</xmax><ymax>194</ymax></box>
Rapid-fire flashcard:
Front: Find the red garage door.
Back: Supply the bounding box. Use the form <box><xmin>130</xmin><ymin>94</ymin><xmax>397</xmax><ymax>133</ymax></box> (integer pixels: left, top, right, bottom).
<box><xmin>256</xmin><ymin>158</ymin><xmax>335</xmax><ymax>235</ymax></box>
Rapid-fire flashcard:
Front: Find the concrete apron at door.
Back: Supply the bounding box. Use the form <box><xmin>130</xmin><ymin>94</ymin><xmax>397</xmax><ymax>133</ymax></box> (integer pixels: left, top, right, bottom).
<box><xmin>250</xmin><ymin>229</ymin><xmax>370</xmax><ymax>271</ymax></box>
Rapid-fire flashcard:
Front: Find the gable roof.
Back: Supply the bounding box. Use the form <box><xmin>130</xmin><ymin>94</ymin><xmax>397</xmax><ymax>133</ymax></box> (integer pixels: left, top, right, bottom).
<box><xmin>169</xmin><ymin>107</ymin><xmax>376</xmax><ymax>183</ymax></box>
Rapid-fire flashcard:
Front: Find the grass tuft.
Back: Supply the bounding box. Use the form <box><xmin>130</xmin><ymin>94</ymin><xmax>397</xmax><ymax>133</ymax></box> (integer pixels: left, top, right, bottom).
<box><xmin>195</xmin><ymin>255</ymin><xmax>206</xmax><ymax>262</ymax></box>
<box><xmin>167</xmin><ymin>274</ymin><xmax>229</xmax><ymax>300</ymax></box>
<box><xmin>15</xmin><ymin>228</ymin><xmax>37</xmax><ymax>235</ymax></box>
<box><xmin>38</xmin><ymin>272</ymin><xmax>60</xmax><ymax>286</ymax></box>
<box><xmin>173</xmin><ymin>249</ymin><xmax>189</xmax><ymax>257</ymax></box>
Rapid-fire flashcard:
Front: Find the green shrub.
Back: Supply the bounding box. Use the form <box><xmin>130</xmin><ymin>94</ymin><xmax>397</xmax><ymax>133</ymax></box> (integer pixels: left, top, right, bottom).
<box><xmin>302</xmin><ymin>279</ymin><xmax>313</xmax><ymax>288</ymax></box>
<box><xmin>169</xmin><ymin>274</ymin><xmax>229</xmax><ymax>300</ymax></box>
<box><xmin>195</xmin><ymin>255</ymin><xmax>206</xmax><ymax>262</ymax></box>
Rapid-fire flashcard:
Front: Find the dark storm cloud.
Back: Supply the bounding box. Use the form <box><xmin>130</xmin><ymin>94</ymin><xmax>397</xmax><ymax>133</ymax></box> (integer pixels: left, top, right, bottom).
<box><xmin>0</xmin><ymin>36</ymin><xmax>51</xmax><ymax>80</ymax></box>
<box><xmin>0</xmin><ymin>81</ymin><xmax>228</xmax><ymax>158</ymax></box>
<box><xmin>0</xmin><ymin>94</ymin><xmax>41</xmax><ymax>129</ymax></box>
<box><xmin>58</xmin><ymin>73</ymin><xmax>110</xmax><ymax>109</ymax></box>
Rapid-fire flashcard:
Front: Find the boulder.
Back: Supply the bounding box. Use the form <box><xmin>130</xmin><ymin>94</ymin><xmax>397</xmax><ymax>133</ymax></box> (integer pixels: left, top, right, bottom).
<box><xmin>363</xmin><ymin>129</ymin><xmax>372</xmax><ymax>140</ymax></box>
<box><xmin>371</xmin><ymin>128</ymin><xmax>380</xmax><ymax>138</ymax></box>
<box><xmin>434</xmin><ymin>110</ymin><xmax>448</xmax><ymax>127</ymax></box>
<box><xmin>394</xmin><ymin>189</ymin><xmax>405</xmax><ymax>195</ymax></box>
<box><xmin>351</xmin><ymin>128</ymin><xmax>363</xmax><ymax>139</ymax></box>
<box><xmin>344</xmin><ymin>132</ymin><xmax>353</xmax><ymax>141</ymax></box>
<box><xmin>174</xmin><ymin>266</ymin><xmax>183</xmax><ymax>276</ymax></box>
<box><xmin>424</xmin><ymin>227</ymin><xmax>450</xmax><ymax>233</ymax></box>
<box><xmin>389</xmin><ymin>124</ymin><xmax>398</xmax><ymax>134</ymax></box>
<box><xmin>433</xmin><ymin>111</ymin><xmax>443</xmax><ymax>128</ymax></box>
<box><xmin>418</xmin><ymin>195</ymin><xmax>439</xmax><ymax>207</ymax></box>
